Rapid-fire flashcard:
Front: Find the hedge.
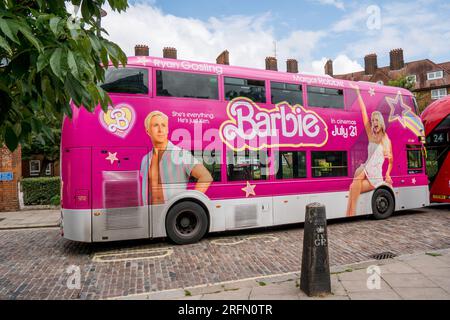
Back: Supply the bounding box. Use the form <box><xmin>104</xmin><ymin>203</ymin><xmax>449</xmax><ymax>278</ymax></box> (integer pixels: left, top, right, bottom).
<box><xmin>22</xmin><ymin>177</ymin><xmax>60</xmax><ymax>206</ymax></box>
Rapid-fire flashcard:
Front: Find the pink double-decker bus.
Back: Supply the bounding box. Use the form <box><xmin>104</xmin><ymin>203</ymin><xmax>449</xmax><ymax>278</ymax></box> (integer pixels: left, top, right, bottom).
<box><xmin>60</xmin><ymin>54</ymin><xmax>429</xmax><ymax>244</ymax></box>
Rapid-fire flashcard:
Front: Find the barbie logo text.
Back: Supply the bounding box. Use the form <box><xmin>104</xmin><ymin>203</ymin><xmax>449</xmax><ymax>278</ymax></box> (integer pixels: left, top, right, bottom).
<box><xmin>220</xmin><ymin>98</ymin><xmax>328</xmax><ymax>151</ymax></box>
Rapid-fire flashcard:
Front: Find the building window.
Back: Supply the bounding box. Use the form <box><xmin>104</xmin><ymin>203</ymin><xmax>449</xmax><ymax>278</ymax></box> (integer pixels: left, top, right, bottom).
<box><xmin>271</xmin><ymin>82</ymin><xmax>303</xmax><ymax>105</ymax></box>
<box><xmin>45</xmin><ymin>163</ymin><xmax>52</xmax><ymax>176</ymax></box>
<box><xmin>431</xmin><ymin>88</ymin><xmax>447</xmax><ymax>100</ymax></box>
<box><xmin>307</xmin><ymin>86</ymin><xmax>344</xmax><ymax>109</ymax></box>
<box><xmin>156</xmin><ymin>70</ymin><xmax>219</xmax><ymax>100</ymax></box>
<box><xmin>427</xmin><ymin>70</ymin><xmax>444</xmax><ymax>80</ymax></box>
<box><xmin>29</xmin><ymin>160</ymin><xmax>40</xmax><ymax>176</ymax></box>
<box><xmin>311</xmin><ymin>151</ymin><xmax>348</xmax><ymax>178</ymax></box>
<box><xmin>376</xmin><ymin>80</ymin><xmax>384</xmax><ymax>85</ymax></box>
<box><xmin>406</xmin><ymin>75</ymin><xmax>416</xmax><ymax>84</ymax></box>
<box><xmin>224</xmin><ymin>77</ymin><xmax>266</xmax><ymax>103</ymax></box>
<box><xmin>100</xmin><ymin>67</ymin><xmax>148</xmax><ymax>94</ymax></box>
<box><xmin>275</xmin><ymin>151</ymin><xmax>307</xmax><ymax>179</ymax></box>
<box><xmin>227</xmin><ymin>150</ymin><xmax>269</xmax><ymax>181</ymax></box>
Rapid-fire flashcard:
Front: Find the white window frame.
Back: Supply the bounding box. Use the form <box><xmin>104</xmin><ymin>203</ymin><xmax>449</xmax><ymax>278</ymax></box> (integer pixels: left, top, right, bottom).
<box><xmin>45</xmin><ymin>163</ymin><xmax>52</xmax><ymax>176</ymax></box>
<box><xmin>376</xmin><ymin>80</ymin><xmax>384</xmax><ymax>85</ymax></box>
<box><xmin>427</xmin><ymin>70</ymin><xmax>444</xmax><ymax>80</ymax></box>
<box><xmin>431</xmin><ymin>88</ymin><xmax>447</xmax><ymax>100</ymax></box>
<box><xmin>29</xmin><ymin>160</ymin><xmax>41</xmax><ymax>176</ymax></box>
<box><xmin>406</xmin><ymin>75</ymin><xmax>417</xmax><ymax>83</ymax></box>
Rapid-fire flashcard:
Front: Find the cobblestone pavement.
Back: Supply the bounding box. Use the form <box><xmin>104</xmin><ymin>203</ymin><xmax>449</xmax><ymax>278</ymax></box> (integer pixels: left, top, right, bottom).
<box><xmin>0</xmin><ymin>205</ymin><xmax>449</xmax><ymax>300</ymax></box>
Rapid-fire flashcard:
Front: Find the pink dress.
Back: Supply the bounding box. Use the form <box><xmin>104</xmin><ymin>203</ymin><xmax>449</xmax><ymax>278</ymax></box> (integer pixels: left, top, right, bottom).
<box><xmin>364</xmin><ymin>142</ymin><xmax>385</xmax><ymax>188</ymax></box>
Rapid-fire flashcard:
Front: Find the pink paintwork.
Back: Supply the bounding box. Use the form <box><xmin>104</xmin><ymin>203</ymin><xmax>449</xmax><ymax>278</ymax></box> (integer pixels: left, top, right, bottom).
<box><xmin>61</xmin><ymin>56</ymin><xmax>427</xmax><ymax>211</ymax></box>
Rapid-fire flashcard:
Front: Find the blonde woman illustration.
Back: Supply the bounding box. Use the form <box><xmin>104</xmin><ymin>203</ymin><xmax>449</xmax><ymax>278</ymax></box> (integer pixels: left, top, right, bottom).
<box><xmin>346</xmin><ymin>84</ymin><xmax>393</xmax><ymax>217</ymax></box>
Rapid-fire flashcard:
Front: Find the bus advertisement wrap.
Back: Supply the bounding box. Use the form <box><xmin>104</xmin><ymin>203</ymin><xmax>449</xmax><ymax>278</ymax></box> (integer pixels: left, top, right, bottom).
<box><xmin>60</xmin><ymin>56</ymin><xmax>429</xmax><ymax>244</ymax></box>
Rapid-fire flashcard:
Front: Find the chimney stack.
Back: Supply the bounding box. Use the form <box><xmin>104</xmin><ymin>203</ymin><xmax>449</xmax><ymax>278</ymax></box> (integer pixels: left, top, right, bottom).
<box><xmin>134</xmin><ymin>44</ymin><xmax>149</xmax><ymax>56</ymax></box>
<box><xmin>364</xmin><ymin>53</ymin><xmax>378</xmax><ymax>75</ymax></box>
<box><xmin>324</xmin><ymin>59</ymin><xmax>333</xmax><ymax>76</ymax></box>
<box><xmin>286</xmin><ymin>59</ymin><xmax>298</xmax><ymax>73</ymax></box>
<box><xmin>163</xmin><ymin>47</ymin><xmax>177</xmax><ymax>59</ymax></box>
<box><xmin>265</xmin><ymin>56</ymin><xmax>278</xmax><ymax>71</ymax></box>
<box><xmin>389</xmin><ymin>48</ymin><xmax>404</xmax><ymax>70</ymax></box>
<box><xmin>216</xmin><ymin>50</ymin><xmax>229</xmax><ymax>65</ymax></box>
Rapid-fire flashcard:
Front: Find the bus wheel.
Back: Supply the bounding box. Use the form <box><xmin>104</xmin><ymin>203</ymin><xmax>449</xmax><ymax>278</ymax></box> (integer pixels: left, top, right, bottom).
<box><xmin>165</xmin><ymin>201</ymin><xmax>208</xmax><ymax>245</ymax></box>
<box><xmin>371</xmin><ymin>188</ymin><xmax>395</xmax><ymax>220</ymax></box>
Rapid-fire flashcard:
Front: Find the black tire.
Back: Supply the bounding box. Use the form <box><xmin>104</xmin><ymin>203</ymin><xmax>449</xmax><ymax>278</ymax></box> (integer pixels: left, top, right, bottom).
<box><xmin>371</xmin><ymin>188</ymin><xmax>395</xmax><ymax>220</ymax></box>
<box><xmin>165</xmin><ymin>201</ymin><xmax>208</xmax><ymax>244</ymax></box>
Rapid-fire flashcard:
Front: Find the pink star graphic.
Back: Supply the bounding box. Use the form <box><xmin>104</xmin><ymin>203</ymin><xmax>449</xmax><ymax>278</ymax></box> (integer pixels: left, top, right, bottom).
<box><xmin>385</xmin><ymin>93</ymin><xmax>412</xmax><ymax>128</ymax></box>
<box><xmin>368</xmin><ymin>88</ymin><xmax>375</xmax><ymax>96</ymax></box>
<box><xmin>241</xmin><ymin>181</ymin><xmax>256</xmax><ymax>198</ymax></box>
<box><xmin>105</xmin><ymin>152</ymin><xmax>118</xmax><ymax>164</ymax></box>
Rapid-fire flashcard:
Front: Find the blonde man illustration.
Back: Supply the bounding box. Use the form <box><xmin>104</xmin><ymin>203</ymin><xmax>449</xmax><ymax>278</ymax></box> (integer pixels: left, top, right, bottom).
<box><xmin>140</xmin><ymin>111</ymin><xmax>213</xmax><ymax>205</ymax></box>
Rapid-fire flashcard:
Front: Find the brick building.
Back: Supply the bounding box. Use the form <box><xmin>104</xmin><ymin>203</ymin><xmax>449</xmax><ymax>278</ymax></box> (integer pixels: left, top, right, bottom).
<box><xmin>325</xmin><ymin>49</ymin><xmax>450</xmax><ymax>111</ymax></box>
<box><xmin>0</xmin><ymin>145</ymin><xmax>21</xmax><ymax>211</ymax></box>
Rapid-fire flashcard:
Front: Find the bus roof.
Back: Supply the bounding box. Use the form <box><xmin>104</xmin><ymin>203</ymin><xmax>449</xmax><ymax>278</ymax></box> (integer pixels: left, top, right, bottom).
<box><xmin>124</xmin><ymin>56</ymin><xmax>412</xmax><ymax>96</ymax></box>
<box><xmin>421</xmin><ymin>95</ymin><xmax>450</xmax><ymax>135</ymax></box>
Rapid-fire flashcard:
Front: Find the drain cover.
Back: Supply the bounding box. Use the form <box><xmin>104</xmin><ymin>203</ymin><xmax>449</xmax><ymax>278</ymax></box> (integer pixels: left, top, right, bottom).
<box><xmin>371</xmin><ymin>251</ymin><xmax>397</xmax><ymax>260</ymax></box>
<box><xmin>371</xmin><ymin>252</ymin><xmax>397</xmax><ymax>260</ymax></box>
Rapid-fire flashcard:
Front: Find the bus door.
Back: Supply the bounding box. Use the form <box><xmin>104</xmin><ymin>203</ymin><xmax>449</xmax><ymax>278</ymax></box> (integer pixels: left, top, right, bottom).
<box><xmin>426</xmin><ymin>128</ymin><xmax>450</xmax><ymax>202</ymax></box>
<box><xmin>92</xmin><ymin>147</ymin><xmax>150</xmax><ymax>241</ymax></box>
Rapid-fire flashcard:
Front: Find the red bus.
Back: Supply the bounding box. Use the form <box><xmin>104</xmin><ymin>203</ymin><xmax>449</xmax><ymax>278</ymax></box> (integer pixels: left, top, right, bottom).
<box><xmin>422</xmin><ymin>96</ymin><xmax>450</xmax><ymax>203</ymax></box>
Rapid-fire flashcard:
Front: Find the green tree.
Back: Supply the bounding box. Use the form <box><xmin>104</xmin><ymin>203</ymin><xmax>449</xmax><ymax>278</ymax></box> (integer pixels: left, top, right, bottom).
<box><xmin>387</xmin><ymin>76</ymin><xmax>429</xmax><ymax>113</ymax></box>
<box><xmin>387</xmin><ymin>75</ymin><xmax>415</xmax><ymax>91</ymax></box>
<box><xmin>0</xmin><ymin>0</ymin><xmax>128</xmax><ymax>152</ymax></box>
<box><xmin>21</xmin><ymin>105</ymin><xmax>61</xmax><ymax>176</ymax></box>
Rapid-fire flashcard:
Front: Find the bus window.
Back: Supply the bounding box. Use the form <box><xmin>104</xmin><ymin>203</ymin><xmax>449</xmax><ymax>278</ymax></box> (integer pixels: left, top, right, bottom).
<box><xmin>100</xmin><ymin>67</ymin><xmax>148</xmax><ymax>94</ymax></box>
<box><xmin>156</xmin><ymin>70</ymin><xmax>219</xmax><ymax>100</ymax></box>
<box><xmin>224</xmin><ymin>77</ymin><xmax>266</xmax><ymax>103</ymax></box>
<box><xmin>311</xmin><ymin>151</ymin><xmax>348</xmax><ymax>177</ymax></box>
<box><xmin>407</xmin><ymin>146</ymin><xmax>423</xmax><ymax>174</ymax></box>
<box><xmin>191</xmin><ymin>150</ymin><xmax>222</xmax><ymax>182</ymax></box>
<box><xmin>275</xmin><ymin>151</ymin><xmax>306</xmax><ymax>179</ymax></box>
<box><xmin>271</xmin><ymin>82</ymin><xmax>303</xmax><ymax>105</ymax></box>
<box><xmin>227</xmin><ymin>150</ymin><xmax>269</xmax><ymax>181</ymax></box>
<box><xmin>307</xmin><ymin>86</ymin><xmax>344</xmax><ymax>109</ymax></box>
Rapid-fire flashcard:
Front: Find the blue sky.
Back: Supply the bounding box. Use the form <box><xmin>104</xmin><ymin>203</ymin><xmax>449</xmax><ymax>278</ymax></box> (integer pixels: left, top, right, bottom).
<box><xmin>103</xmin><ymin>0</ymin><xmax>450</xmax><ymax>74</ymax></box>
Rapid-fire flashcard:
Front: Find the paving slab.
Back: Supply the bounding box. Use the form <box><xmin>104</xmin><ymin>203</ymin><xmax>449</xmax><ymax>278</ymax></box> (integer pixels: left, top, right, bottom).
<box><xmin>394</xmin><ymin>287</ymin><xmax>450</xmax><ymax>300</ymax></box>
<box><xmin>426</xmin><ymin>275</ymin><xmax>450</xmax><ymax>294</ymax></box>
<box><xmin>340</xmin><ymin>278</ymin><xmax>392</xmax><ymax>293</ymax></box>
<box><xmin>201</xmin><ymin>288</ymin><xmax>252</xmax><ymax>300</ymax></box>
<box><xmin>337</xmin><ymin>268</ymin><xmax>371</xmax><ymax>281</ymax></box>
<box><xmin>379</xmin><ymin>262</ymin><xmax>420</xmax><ymax>274</ymax></box>
<box><xmin>250</xmin><ymin>281</ymin><xmax>300</xmax><ymax>298</ymax></box>
<box><xmin>0</xmin><ymin>209</ymin><xmax>60</xmax><ymax>229</ymax></box>
<box><xmin>348</xmin><ymin>290</ymin><xmax>401</xmax><ymax>300</ymax></box>
<box><xmin>381</xmin><ymin>273</ymin><xmax>440</xmax><ymax>288</ymax></box>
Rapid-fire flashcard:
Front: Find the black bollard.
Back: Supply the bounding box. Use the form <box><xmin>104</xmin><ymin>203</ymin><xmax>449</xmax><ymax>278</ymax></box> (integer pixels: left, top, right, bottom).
<box><xmin>300</xmin><ymin>202</ymin><xmax>331</xmax><ymax>297</ymax></box>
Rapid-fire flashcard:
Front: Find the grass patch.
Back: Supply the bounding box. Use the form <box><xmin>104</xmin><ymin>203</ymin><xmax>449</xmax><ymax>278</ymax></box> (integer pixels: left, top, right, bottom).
<box><xmin>224</xmin><ymin>288</ymin><xmax>239</xmax><ymax>292</ymax></box>
<box><xmin>331</xmin><ymin>268</ymin><xmax>353</xmax><ymax>275</ymax></box>
<box><xmin>426</xmin><ymin>252</ymin><xmax>442</xmax><ymax>257</ymax></box>
<box><xmin>258</xmin><ymin>281</ymin><xmax>267</xmax><ymax>286</ymax></box>
<box><xmin>184</xmin><ymin>290</ymin><xmax>192</xmax><ymax>296</ymax></box>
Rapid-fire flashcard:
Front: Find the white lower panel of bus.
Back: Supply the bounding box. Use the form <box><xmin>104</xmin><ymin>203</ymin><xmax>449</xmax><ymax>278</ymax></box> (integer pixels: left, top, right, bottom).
<box><xmin>62</xmin><ymin>185</ymin><xmax>429</xmax><ymax>242</ymax></box>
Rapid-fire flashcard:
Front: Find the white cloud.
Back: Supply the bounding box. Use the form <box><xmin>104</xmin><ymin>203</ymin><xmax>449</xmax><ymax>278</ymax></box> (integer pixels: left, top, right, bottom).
<box><xmin>333</xmin><ymin>1</ymin><xmax>450</xmax><ymax>60</ymax></box>
<box><xmin>312</xmin><ymin>0</ymin><xmax>346</xmax><ymax>10</ymax></box>
<box><xmin>102</xmin><ymin>3</ymin><xmax>326</xmax><ymax>73</ymax></box>
<box><xmin>312</xmin><ymin>54</ymin><xmax>363</xmax><ymax>75</ymax></box>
